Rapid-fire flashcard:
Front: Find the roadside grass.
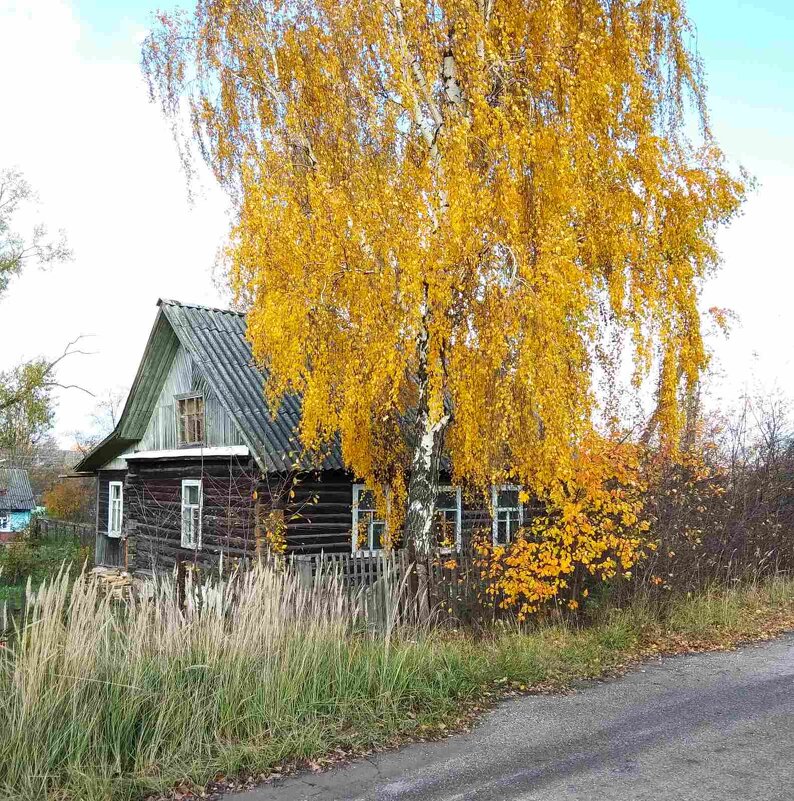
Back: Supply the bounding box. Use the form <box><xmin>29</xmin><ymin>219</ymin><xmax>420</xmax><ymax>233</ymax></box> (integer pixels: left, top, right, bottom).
<box><xmin>0</xmin><ymin>566</ymin><xmax>791</xmax><ymax>801</ymax></box>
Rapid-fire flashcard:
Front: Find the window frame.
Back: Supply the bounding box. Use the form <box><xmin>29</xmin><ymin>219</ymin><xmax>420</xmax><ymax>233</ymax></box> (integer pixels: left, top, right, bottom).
<box><xmin>492</xmin><ymin>484</ymin><xmax>524</xmax><ymax>546</ymax></box>
<box><xmin>174</xmin><ymin>392</ymin><xmax>206</xmax><ymax>447</ymax></box>
<box><xmin>107</xmin><ymin>481</ymin><xmax>124</xmax><ymax>538</ymax></box>
<box><xmin>351</xmin><ymin>484</ymin><xmax>387</xmax><ymax>554</ymax></box>
<box><xmin>434</xmin><ymin>484</ymin><xmax>462</xmax><ymax>552</ymax></box>
<box><xmin>351</xmin><ymin>484</ymin><xmax>463</xmax><ymax>554</ymax></box>
<box><xmin>181</xmin><ymin>479</ymin><xmax>203</xmax><ymax>550</ymax></box>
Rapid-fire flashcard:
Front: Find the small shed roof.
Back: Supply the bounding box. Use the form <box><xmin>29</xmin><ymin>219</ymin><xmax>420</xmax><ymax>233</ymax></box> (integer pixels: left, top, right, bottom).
<box><xmin>0</xmin><ymin>468</ymin><xmax>35</xmax><ymax>511</ymax></box>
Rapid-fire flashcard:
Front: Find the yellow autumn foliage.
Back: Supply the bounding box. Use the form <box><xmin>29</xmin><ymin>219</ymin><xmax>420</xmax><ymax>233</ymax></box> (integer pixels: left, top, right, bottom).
<box><xmin>143</xmin><ymin>1</ymin><xmax>746</xmax><ymax>523</ymax></box>
<box><xmin>475</xmin><ymin>434</ymin><xmax>650</xmax><ymax>618</ymax></box>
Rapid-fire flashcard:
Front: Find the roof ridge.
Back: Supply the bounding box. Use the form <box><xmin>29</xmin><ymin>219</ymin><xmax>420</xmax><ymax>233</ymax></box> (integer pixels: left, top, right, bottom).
<box><xmin>157</xmin><ymin>298</ymin><xmax>247</xmax><ymax>317</ymax></box>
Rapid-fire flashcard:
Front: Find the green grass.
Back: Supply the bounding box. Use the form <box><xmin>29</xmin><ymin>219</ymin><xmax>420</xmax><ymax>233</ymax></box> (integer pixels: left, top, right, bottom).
<box><xmin>0</xmin><ymin>534</ymin><xmax>87</xmax><ymax>586</ymax></box>
<box><xmin>0</xmin><ymin>566</ymin><xmax>791</xmax><ymax>801</ymax></box>
<box><xmin>0</xmin><ymin>534</ymin><xmax>88</xmax><ymax>617</ymax></box>
<box><xmin>0</xmin><ymin>584</ymin><xmax>24</xmax><ymax>605</ymax></box>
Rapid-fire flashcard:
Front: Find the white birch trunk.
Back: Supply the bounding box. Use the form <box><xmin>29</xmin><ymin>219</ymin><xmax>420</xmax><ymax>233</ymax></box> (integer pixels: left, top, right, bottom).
<box><xmin>403</xmin><ymin>290</ymin><xmax>450</xmax><ymax>559</ymax></box>
<box><xmin>404</xmin><ymin>399</ymin><xmax>448</xmax><ymax>557</ymax></box>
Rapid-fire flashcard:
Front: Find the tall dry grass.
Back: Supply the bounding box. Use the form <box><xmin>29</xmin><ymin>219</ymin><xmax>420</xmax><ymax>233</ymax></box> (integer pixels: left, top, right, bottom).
<box><xmin>0</xmin><ymin>563</ymin><xmax>438</xmax><ymax>800</ymax></box>
<box><xmin>1</xmin><ymin>560</ymin><xmax>792</xmax><ymax>801</ymax></box>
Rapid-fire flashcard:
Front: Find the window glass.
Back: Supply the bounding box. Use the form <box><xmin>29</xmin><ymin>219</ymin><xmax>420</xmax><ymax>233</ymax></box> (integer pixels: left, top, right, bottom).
<box><xmin>108</xmin><ymin>482</ymin><xmax>123</xmax><ymax>537</ymax></box>
<box><xmin>353</xmin><ymin>486</ymin><xmax>386</xmax><ymax>552</ymax></box>
<box><xmin>494</xmin><ymin>486</ymin><xmax>522</xmax><ymax>545</ymax></box>
<box><xmin>181</xmin><ymin>481</ymin><xmax>202</xmax><ymax>549</ymax></box>
<box><xmin>177</xmin><ymin>395</ymin><xmax>205</xmax><ymax>445</ymax></box>
<box><xmin>497</xmin><ymin>488</ymin><xmax>519</xmax><ymax>508</ymax></box>
<box><xmin>433</xmin><ymin>487</ymin><xmax>460</xmax><ymax>550</ymax></box>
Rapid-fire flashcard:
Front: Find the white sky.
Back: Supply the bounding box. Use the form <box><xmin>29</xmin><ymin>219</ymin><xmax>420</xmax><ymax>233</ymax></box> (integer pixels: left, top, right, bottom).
<box><xmin>0</xmin><ymin>0</ymin><xmax>792</xmax><ymax>447</ymax></box>
<box><xmin>0</xmin><ymin>0</ymin><xmax>229</xmax><ymax>446</ymax></box>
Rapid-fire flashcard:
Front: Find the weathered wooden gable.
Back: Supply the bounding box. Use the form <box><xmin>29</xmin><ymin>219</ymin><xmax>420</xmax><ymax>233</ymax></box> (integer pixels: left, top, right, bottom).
<box><xmin>134</xmin><ymin>343</ymin><xmax>247</xmax><ymax>452</ymax></box>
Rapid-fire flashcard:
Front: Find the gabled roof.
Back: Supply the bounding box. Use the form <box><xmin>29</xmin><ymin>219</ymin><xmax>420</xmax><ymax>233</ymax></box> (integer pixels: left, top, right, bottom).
<box><xmin>0</xmin><ymin>468</ymin><xmax>35</xmax><ymax>511</ymax></box>
<box><xmin>73</xmin><ymin>299</ymin><xmax>344</xmax><ymax>474</ymax></box>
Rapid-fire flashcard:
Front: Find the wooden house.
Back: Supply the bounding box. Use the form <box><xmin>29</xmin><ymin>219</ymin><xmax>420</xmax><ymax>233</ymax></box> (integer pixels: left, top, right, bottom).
<box><xmin>73</xmin><ymin>299</ymin><xmax>528</xmax><ymax>573</ymax></box>
<box><xmin>0</xmin><ymin>468</ymin><xmax>35</xmax><ymax>540</ymax></box>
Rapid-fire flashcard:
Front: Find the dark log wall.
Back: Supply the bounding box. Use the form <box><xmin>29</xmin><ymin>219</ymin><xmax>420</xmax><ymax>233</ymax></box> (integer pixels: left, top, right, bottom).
<box><xmin>282</xmin><ymin>472</ymin><xmax>500</xmax><ymax>555</ymax></box>
<box><xmin>123</xmin><ymin>458</ymin><xmax>511</xmax><ymax>572</ymax></box>
<box><xmin>127</xmin><ymin>456</ymin><xmax>259</xmax><ymax>574</ymax></box>
<box><xmin>282</xmin><ymin>470</ymin><xmax>354</xmax><ymax>554</ymax></box>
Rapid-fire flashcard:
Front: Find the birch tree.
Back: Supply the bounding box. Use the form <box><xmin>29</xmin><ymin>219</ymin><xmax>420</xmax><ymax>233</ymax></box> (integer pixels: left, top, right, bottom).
<box><xmin>144</xmin><ymin>0</ymin><xmax>745</xmax><ymax>556</ymax></box>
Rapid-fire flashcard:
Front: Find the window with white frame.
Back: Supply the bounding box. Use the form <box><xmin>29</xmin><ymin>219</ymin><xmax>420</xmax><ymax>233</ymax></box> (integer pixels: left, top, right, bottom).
<box><xmin>492</xmin><ymin>485</ymin><xmax>523</xmax><ymax>545</ymax></box>
<box><xmin>176</xmin><ymin>394</ymin><xmax>205</xmax><ymax>446</ymax></box>
<box><xmin>107</xmin><ymin>481</ymin><xmax>123</xmax><ymax>538</ymax></box>
<box><xmin>181</xmin><ymin>479</ymin><xmax>202</xmax><ymax>549</ymax></box>
<box><xmin>352</xmin><ymin>485</ymin><xmax>385</xmax><ymax>553</ymax></box>
<box><xmin>0</xmin><ymin>513</ymin><xmax>9</xmax><ymax>532</ymax></box>
<box><xmin>432</xmin><ymin>486</ymin><xmax>462</xmax><ymax>551</ymax></box>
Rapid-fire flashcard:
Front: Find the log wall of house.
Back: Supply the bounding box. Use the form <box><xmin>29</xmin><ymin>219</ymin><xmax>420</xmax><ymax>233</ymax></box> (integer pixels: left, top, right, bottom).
<box><xmin>122</xmin><ymin>457</ymin><xmax>523</xmax><ymax>573</ymax></box>
<box><xmin>280</xmin><ymin>474</ymin><xmax>498</xmax><ymax>555</ymax></box>
<box><xmin>127</xmin><ymin>456</ymin><xmax>259</xmax><ymax>574</ymax></box>
<box><xmin>282</xmin><ymin>470</ymin><xmax>354</xmax><ymax>554</ymax></box>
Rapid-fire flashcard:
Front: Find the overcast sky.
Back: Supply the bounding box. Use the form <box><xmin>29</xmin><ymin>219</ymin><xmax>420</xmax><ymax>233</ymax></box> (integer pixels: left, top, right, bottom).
<box><xmin>0</xmin><ymin>0</ymin><xmax>793</xmax><ymax>447</ymax></box>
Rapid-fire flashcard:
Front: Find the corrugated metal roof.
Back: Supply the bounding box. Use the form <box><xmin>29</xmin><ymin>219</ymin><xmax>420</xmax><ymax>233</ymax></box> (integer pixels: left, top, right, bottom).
<box><xmin>0</xmin><ymin>468</ymin><xmax>35</xmax><ymax>511</ymax></box>
<box><xmin>159</xmin><ymin>300</ymin><xmax>344</xmax><ymax>472</ymax></box>
<box><xmin>74</xmin><ymin>299</ymin><xmax>344</xmax><ymax>474</ymax></box>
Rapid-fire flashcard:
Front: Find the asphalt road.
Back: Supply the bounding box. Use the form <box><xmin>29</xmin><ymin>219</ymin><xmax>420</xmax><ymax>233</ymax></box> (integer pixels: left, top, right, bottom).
<box><xmin>236</xmin><ymin>634</ymin><xmax>794</xmax><ymax>801</ymax></box>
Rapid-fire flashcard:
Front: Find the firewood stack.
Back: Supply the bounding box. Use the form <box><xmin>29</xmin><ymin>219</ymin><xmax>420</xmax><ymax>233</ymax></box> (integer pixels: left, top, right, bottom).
<box><xmin>90</xmin><ymin>566</ymin><xmax>133</xmax><ymax>600</ymax></box>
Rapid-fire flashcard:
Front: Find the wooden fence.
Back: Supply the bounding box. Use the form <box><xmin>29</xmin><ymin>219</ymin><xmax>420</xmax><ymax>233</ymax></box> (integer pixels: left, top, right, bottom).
<box><xmin>289</xmin><ymin>550</ymin><xmax>501</xmax><ymax>628</ymax></box>
<box><xmin>32</xmin><ymin>518</ymin><xmax>127</xmax><ymax>569</ymax></box>
<box><xmin>32</xmin><ymin>517</ymin><xmax>95</xmax><ymax>550</ymax></box>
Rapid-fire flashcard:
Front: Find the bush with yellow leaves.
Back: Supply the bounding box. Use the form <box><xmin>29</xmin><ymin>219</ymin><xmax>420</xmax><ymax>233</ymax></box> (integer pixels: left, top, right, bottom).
<box><xmin>475</xmin><ymin>435</ymin><xmax>652</xmax><ymax>620</ymax></box>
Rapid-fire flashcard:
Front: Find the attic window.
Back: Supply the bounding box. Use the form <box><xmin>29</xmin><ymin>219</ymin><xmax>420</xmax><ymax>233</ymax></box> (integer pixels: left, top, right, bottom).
<box><xmin>176</xmin><ymin>394</ymin><xmax>205</xmax><ymax>445</ymax></box>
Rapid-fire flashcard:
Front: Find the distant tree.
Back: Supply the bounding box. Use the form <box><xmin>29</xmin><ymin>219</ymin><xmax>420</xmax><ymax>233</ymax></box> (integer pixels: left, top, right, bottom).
<box><xmin>5</xmin><ymin>436</ymin><xmax>79</xmax><ymax>501</ymax></box>
<box><xmin>145</xmin><ymin>0</ymin><xmax>746</xmax><ymax>555</ymax></box>
<box><xmin>0</xmin><ymin>167</ymin><xmax>71</xmax><ymax>300</ymax></box>
<box><xmin>0</xmin><ymin>338</ymin><xmax>92</xmax><ymax>450</ymax></box>
<box><xmin>42</xmin><ymin>479</ymin><xmax>93</xmax><ymax>523</ymax></box>
<box><xmin>0</xmin><ymin>168</ymin><xmax>88</xmax><ymax>450</ymax></box>
<box><xmin>71</xmin><ymin>387</ymin><xmax>127</xmax><ymax>456</ymax></box>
